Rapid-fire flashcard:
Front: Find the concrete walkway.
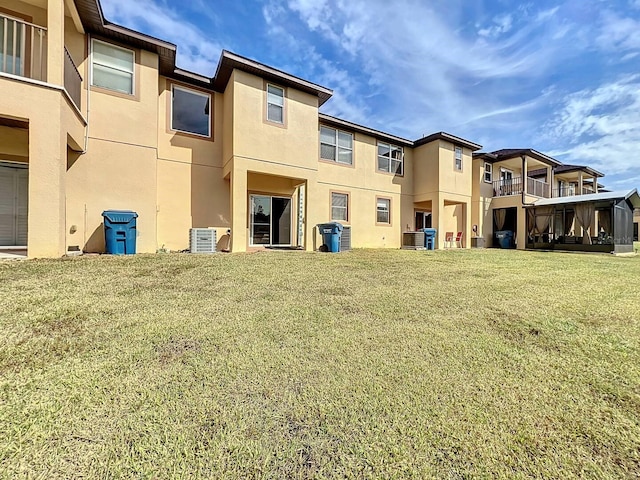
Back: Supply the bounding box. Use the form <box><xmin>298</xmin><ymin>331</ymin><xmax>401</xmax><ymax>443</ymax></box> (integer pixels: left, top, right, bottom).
<box><xmin>0</xmin><ymin>249</ymin><xmax>27</xmax><ymax>260</ymax></box>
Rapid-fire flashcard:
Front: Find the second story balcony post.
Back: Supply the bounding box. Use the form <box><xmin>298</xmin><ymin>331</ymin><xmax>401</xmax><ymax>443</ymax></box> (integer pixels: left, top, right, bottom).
<box><xmin>47</xmin><ymin>0</ymin><xmax>64</xmax><ymax>85</ymax></box>
<box><xmin>548</xmin><ymin>165</ymin><xmax>554</xmax><ymax>194</ymax></box>
<box><xmin>577</xmin><ymin>171</ymin><xmax>584</xmax><ymax>196</ymax></box>
<box><xmin>521</xmin><ymin>155</ymin><xmax>528</xmax><ymax>195</ymax></box>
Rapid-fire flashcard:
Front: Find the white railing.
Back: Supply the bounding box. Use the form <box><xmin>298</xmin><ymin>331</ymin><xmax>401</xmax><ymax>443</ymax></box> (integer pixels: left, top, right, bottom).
<box><xmin>527</xmin><ymin>177</ymin><xmax>550</xmax><ymax>198</ymax></box>
<box><xmin>493</xmin><ymin>176</ymin><xmax>550</xmax><ymax>198</ymax></box>
<box><xmin>0</xmin><ymin>13</ymin><xmax>47</xmax><ymax>81</ymax></box>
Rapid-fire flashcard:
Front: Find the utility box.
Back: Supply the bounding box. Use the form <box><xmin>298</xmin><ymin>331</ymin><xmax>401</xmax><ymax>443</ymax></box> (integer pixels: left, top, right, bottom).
<box><xmin>102</xmin><ymin>210</ymin><xmax>138</xmax><ymax>255</ymax></box>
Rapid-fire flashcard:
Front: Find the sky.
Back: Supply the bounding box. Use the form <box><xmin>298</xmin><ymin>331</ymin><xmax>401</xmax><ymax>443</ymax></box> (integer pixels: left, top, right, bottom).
<box><xmin>101</xmin><ymin>0</ymin><xmax>640</xmax><ymax>190</ymax></box>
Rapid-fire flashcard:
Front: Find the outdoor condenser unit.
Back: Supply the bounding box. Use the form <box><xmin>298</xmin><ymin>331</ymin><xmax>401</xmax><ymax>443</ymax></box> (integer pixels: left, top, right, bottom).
<box><xmin>189</xmin><ymin>228</ymin><xmax>217</xmax><ymax>254</ymax></box>
<box><xmin>340</xmin><ymin>226</ymin><xmax>352</xmax><ymax>251</ymax></box>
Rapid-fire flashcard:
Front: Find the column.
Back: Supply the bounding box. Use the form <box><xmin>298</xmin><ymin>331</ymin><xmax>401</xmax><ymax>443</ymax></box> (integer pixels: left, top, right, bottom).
<box><xmin>464</xmin><ymin>200</ymin><xmax>472</xmax><ymax>249</ymax></box>
<box><xmin>230</xmin><ymin>168</ymin><xmax>247</xmax><ymax>252</ymax></box>
<box><xmin>28</xmin><ymin>107</ymin><xmax>67</xmax><ymax>258</ymax></box>
<box><xmin>548</xmin><ymin>166</ymin><xmax>554</xmax><ymax>198</ymax></box>
<box><xmin>47</xmin><ymin>0</ymin><xmax>65</xmax><ymax>85</ymax></box>
<box><xmin>521</xmin><ymin>155</ymin><xmax>528</xmax><ymax>195</ymax></box>
<box><xmin>432</xmin><ymin>194</ymin><xmax>445</xmax><ymax>249</ymax></box>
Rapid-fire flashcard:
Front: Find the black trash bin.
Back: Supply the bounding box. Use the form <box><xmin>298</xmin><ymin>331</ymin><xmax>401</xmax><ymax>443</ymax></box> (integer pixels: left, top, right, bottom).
<box><xmin>317</xmin><ymin>222</ymin><xmax>344</xmax><ymax>253</ymax></box>
<box><xmin>102</xmin><ymin>210</ymin><xmax>138</xmax><ymax>255</ymax></box>
<box><xmin>495</xmin><ymin>230</ymin><xmax>515</xmax><ymax>249</ymax></box>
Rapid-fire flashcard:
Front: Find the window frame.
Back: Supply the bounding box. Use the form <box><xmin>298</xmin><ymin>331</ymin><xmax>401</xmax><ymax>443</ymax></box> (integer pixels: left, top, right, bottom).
<box><xmin>320</xmin><ymin>125</ymin><xmax>354</xmax><ymax>166</ymax></box>
<box><xmin>484</xmin><ymin>162</ymin><xmax>492</xmax><ymax>183</ymax></box>
<box><xmin>454</xmin><ymin>146</ymin><xmax>463</xmax><ymax>171</ymax></box>
<box><xmin>266</xmin><ymin>83</ymin><xmax>285</xmax><ymax>124</ymax></box>
<box><xmin>90</xmin><ymin>38</ymin><xmax>135</xmax><ymax>96</ymax></box>
<box><xmin>376</xmin><ymin>196</ymin><xmax>392</xmax><ymax>226</ymax></box>
<box><xmin>169</xmin><ymin>83</ymin><xmax>212</xmax><ymax>139</ymax></box>
<box><xmin>330</xmin><ymin>191</ymin><xmax>350</xmax><ymax>222</ymax></box>
<box><xmin>377</xmin><ymin>141</ymin><xmax>404</xmax><ymax>176</ymax></box>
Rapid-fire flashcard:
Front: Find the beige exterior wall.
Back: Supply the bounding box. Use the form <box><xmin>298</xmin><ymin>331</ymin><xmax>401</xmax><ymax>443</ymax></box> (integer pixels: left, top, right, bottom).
<box><xmin>0</xmin><ymin>0</ymin><xmax>482</xmax><ymax>259</ymax></box>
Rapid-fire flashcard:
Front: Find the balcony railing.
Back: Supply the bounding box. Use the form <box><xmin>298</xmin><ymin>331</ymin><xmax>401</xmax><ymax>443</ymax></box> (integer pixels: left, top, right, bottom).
<box><xmin>493</xmin><ymin>176</ymin><xmax>550</xmax><ymax>198</ymax></box>
<box><xmin>64</xmin><ymin>46</ymin><xmax>81</xmax><ymax>108</ymax></box>
<box><xmin>0</xmin><ymin>13</ymin><xmax>47</xmax><ymax>81</ymax></box>
<box><xmin>552</xmin><ymin>186</ymin><xmax>596</xmax><ymax>198</ymax></box>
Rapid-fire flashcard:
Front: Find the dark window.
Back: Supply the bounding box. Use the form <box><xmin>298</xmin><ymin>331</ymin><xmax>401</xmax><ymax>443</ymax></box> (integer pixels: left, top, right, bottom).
<box><xmin>171</xmin><ymin>85</ymin><xmax>211</xmax><ymax>137</ymax></box>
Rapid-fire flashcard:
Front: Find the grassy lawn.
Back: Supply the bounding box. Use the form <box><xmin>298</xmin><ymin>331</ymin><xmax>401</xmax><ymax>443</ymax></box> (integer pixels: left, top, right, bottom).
<box><xmin>1</xmin><ymin>249</ymin><xmax>639</xmax><ymax>478</ymax></box>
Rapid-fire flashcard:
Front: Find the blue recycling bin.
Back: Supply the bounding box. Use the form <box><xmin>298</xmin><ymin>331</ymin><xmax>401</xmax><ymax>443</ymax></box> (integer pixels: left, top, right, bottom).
<box><xmin>317</xmin><ymin>222</ymin><xmax>344</xmax><ymax>253</ymax></box>
<box><xmin>102</xmin><ymin>210</ymin><xmax>138</xmax><ymax>255</ymax></box>
<box><xmin>495</xmin><ymin>230</ymin><xmax>515</xmax><ymax>249</ymax></box>
<box><xmin>423</xmin><ymin>228</ymin><xmax>437</xmax><ymax>250</ymax></box>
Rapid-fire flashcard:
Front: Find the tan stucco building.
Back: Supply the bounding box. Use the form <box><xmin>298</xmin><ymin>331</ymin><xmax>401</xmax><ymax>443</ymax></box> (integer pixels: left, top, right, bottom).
<box><xmin>1</xmin><ymin>0</ymin><xmax>636</xmax><ymax>258</ymax></box>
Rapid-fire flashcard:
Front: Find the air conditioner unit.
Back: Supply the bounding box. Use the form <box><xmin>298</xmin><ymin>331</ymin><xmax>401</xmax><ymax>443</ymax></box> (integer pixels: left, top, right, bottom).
<box><xmin>189</xmin><ymin>228</ymin><xmax>217</xmax><ymax>254</ymax></box>
<box><xmin>340</xmin><ymin>226</ymin><xmax>352</xmax><ymax>251</ymax></box>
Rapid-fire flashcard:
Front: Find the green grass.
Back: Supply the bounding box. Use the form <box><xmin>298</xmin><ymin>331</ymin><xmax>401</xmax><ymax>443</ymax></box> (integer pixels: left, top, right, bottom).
<box><xmin>1</xmin><ymin>249</ymin><xmax>639</xmax><ymax>479</ymax></box>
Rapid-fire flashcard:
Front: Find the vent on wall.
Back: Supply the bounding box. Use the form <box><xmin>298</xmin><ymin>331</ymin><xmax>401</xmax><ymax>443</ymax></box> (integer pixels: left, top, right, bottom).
<box><xmin>189</xmin><ymin>228</ymin><xmax>217</xmax><ymax>253</ymax></box>
<box><xmin>340</xmin><ymin>226</ymin><xmax>351</xmax><ymax>251</ymax></box>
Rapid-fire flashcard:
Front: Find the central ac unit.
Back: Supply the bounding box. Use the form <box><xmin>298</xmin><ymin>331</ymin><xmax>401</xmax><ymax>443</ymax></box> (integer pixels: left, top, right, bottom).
<box><xmin>189</xmin><ymin>228</ymin><xmax>217</xmax><ymax>253</ymax></box>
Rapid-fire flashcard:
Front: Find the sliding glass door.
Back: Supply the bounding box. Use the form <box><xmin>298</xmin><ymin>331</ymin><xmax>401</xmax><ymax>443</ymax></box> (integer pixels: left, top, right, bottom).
<box><xmin>250</xmin><ymin>195</ymin><xmax>292</xmax><ymax>247</ymax></box>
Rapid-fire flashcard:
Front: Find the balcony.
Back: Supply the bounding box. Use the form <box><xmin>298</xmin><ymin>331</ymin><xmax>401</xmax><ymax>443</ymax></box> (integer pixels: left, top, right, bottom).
<box><xmin>552</xmin><ymin>186</ymin><xmax>595</xmax><ymax>198</ymax></box>
<box><xmin>0</xmin><ymin>13</ymin><xmax>47</xmax><ymax>81</ymax></box>
<box><xmin>493</xmin><ymin>176</ymin><xmax>551</xmax><ymax>198</ymax></box>
<box><xmin>64</xmin><ymin>46</ymin><xmax>81</xmax><ymax>108</ymax></box>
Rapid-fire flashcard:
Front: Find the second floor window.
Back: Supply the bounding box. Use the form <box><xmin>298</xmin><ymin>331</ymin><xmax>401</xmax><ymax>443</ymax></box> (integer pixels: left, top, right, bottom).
<box><xmin>455</xmin><ymin>146</ymin><xmax>463</xmax><ymax>171</ymax></box>
<box><xmin>171</xmin><ymin>85</ymin><xmax>211</xmax><ymax>138</ymax></box>
<box><xmin>320</xmin><ymin>126</ymin><xmax>353</xmax><ymax>165</ymax></box>
<box><xmin>91</xmin><ymin>39</ymin><xmax>134</xmax><ymax>95</ymax></box>
<box><xmin>266</xmin><ymin>84</ymin><xmax>284</xmax><ymax>123</ymax></box>
<box><xmin>484</xmin><ymin>162</ymin><xmax>492</xmax><ymax>183</ymax></box>
<box><xmin>377</xmin><ymin>142</ymin><xmax>404</xmax><ymax>175</ymax></box>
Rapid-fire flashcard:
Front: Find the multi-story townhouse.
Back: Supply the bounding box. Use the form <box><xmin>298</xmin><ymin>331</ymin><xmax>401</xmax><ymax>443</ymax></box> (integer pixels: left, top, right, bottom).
<box><xmin>1</xmin><ymin>0</ymin><xmax>637</xmax><ymax>258</ymax></box>
<box><xmin>472</xmin><ymin>150</ymin><xmax>639</xmax><ymax>253</ymax></box>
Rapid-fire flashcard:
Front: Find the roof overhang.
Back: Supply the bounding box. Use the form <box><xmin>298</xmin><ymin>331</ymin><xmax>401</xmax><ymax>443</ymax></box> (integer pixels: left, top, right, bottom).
<box><xmin>319</xmin><ymin>114</ymin><xmax>413</xmax><ymax>147</ymax></box>
<box><xmin>414</xmin><ymin>132</ymin><xmax>482</xmax><ymax>151</ymax></box>
<box><xmin>480</xmin><ymin>149</ymin><xmax>561</xmax><ymax>167</ymax></box>
<box><xmin>74</xmin><ymin>0</ymin><xmax>178</xmax><ymax>77</ymax></box>
<box><xmin>527</xmin><ymin>189</ymin><xmax>640</xmax><ymax>208</ymax></box>
<box><xmin>213</xmin><ymin>51</ymin><xmax>333</xmax><ymax>105</ymax></box>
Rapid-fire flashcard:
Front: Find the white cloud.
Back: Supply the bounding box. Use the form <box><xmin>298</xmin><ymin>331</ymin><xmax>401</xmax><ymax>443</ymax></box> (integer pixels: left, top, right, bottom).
<box><xmin>595</xmin><ymin>10</ymin><xmax>640</xmax><ymax>53</ymax></box>
<box><xmin>478</xmin><ymin>14</ymin><xmax>514</xmax><ymax>38</ymax></box>
<box><xmin>101</xmin><ymin>0</ymin><xmax>221</xmax><ymax>74</ymax></box>
<box><xmin>545</xmin><ymin>75</ymin><xmax>640</xmax><ymax>180</ymax></box>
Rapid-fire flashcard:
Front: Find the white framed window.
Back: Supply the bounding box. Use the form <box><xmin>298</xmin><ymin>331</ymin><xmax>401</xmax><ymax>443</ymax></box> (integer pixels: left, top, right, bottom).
<box><xmin>484</xmin><ymin>162</ymin><xmax>492</xmax><ymax>183</ymax></box>
<box><xmin>331</xmin><ymin>192</ymin><xmax>349</xmax><ymax>221</ymax></box>
<box><xmin>377</xmin><ymin>142</ymin><xmax>404</xmax><ymax>175</ymax></box>
<box><xmin>91</xmin><ymin>39</ymin><xmax>134</xmax><ymax>95</ymax></box>
<box><xmin>455</xmin><ymin>146</ymin><xmax>463</xmax><ymax>171</ymax></box>
<box><xmin>376</xmin><ymin>198</ymin><xmax>391</xmax><ymax>224</ymax></box>
<box><xmin>266</xmin><ymin>84</ymin><xmax>284</xmax><ymax>123</ymax></box>
<box><xmin>171</xmin><ymin>84</ymin><xmax>211</xmax><ymax>138</ymax></box>
<box><xmin>320</xmin><ymin>126</ymin><xmax>353</xmax><ymax>165</ymax></box>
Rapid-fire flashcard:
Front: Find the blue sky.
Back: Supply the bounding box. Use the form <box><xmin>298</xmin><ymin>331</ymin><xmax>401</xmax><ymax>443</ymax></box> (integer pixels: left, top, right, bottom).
<box><xmin>102</xmin><ymin>0</ymin><xmax>640</xmax><ymax>190</ymax></box>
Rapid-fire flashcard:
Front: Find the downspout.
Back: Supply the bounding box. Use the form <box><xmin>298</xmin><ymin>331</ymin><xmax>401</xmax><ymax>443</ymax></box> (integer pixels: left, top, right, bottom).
<box><xmin>81</xmin><ymin>34</ymin><xmax>92</xmax><ymax>154</ymax></box>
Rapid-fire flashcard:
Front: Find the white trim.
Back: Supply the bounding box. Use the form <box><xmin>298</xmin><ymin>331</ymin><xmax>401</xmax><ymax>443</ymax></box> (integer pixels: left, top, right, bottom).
<box><xmin>170</xmin><ymin>84</ymin><xmax>211</xmax><ymax>138</ymax></box>
<box><xmin>484</xmin><ymin>162</ymin><xmax>492</xmax><ymax>183</ymax></box>
<box><xmin>90</xmin><ymin>38</ymin><xmax>135</xmax><ymax>95</ymax></box>
<box><xmin>249</xmin><ymin>194</ymin><xmax>293</xmax><ymax>247</ymax></box>
<box><xmin>266</xmin><ymin>83</ymin><xmax>284</xmax><ymax>124</ymax></box>
<box><xmin>320</xmin><ymin>125</ymin><xmax>353</xmax><ymax>165</ymax></box>
<box><xmin>454</xmin><ymin>146</ymin><xmax>463</xmax><ymax>171</ymax></box>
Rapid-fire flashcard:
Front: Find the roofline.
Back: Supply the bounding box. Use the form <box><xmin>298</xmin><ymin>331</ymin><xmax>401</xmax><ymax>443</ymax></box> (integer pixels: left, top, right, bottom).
<box><xmin>554</xmin><ymin>165</ymin><xmax>605</xmax><ymax>178</ymax></box>
<box><xmin>414</xmin><ymin>132</ymin><xmax>482</xmax><ymax>151</ymax></box>
<box><xmin>102</xmin><ymin>23</ymin><xmax>176</xmax><ymax>51</ymax></box>
<box><xmin>527</xmin><ymin>189</ymin><xmax>640</xmax><ymax>208</ymax></box>
<box><xmin>319</xmin><ymin>113</ymin><xmax>413</xmax><ymax>147</ymax></box>
<box><xmin>213</xmin><ymin>50</ymin><xmax>333</xmax><ymax>105</ymax></box>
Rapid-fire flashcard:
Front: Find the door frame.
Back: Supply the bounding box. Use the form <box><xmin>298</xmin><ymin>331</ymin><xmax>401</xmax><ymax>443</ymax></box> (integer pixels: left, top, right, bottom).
<box><xmin>0</xmin><ymin>162</ymin><xmax>28</xmax><ymax>247</ymax></box>
<box><xmin>248</xmin><ymin>193</ymin><xmax>293</xmax><ymax>247</ymax></box>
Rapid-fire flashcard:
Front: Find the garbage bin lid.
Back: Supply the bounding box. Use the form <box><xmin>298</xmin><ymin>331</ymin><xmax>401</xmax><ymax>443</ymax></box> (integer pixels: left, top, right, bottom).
<box><xmin>317</xmin><ymin>222</ymin><xmax>344</xmax><ymax>231</ymax></box>
<box><xmin>102</xmin><ymin>210</ymin><xmax>138</xmax><ymax>223</ymax></box>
